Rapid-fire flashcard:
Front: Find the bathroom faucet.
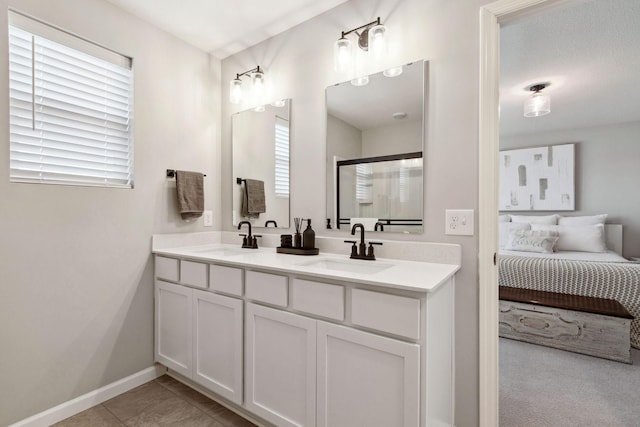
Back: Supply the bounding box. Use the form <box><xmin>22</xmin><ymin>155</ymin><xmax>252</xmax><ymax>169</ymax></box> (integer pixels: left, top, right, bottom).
<box><xmin>264</xmin><ymin>220</ymin><xmax>277</xmax><ymax>228</ymax></box>
<box><xmin>374</xmin><ymin>222</ymin><xmax>385</xmax><ymax>231</ymax></box>
<box><xmin>238</xmin><ymin>221</ymin><xmax>259</xmax><ymax>248</ymax></box>
<box><xmin>345</xmin><ymin>223</ymin><xmax>382</xmax><ymax>260</ymax></box>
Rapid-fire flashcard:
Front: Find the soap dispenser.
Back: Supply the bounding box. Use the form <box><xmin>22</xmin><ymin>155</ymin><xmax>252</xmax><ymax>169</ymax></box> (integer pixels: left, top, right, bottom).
<box><xmin>302</xmin><ymin>218</ymin><xmax>315</xmax><ymax>249</ymax></box>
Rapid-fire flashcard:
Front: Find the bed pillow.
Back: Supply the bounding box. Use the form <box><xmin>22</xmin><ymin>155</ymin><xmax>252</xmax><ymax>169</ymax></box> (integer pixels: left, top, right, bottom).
<box><xmin>531</xmin><ymin>223</ymin><xmax>607</xmax><ymax>253</ymax></box>
<box><xmin>510</xmin><ymin>214</ymin><xmax>559</xmax><ymax>225</ymax></box>
<box><xmin>558</xmin><ymin>214</ymin><xmax>608</xmax><ymax>227</ymax></box>
<box><xmin>498</xmin><ymin>214</ymin><xmax>511</xmax><ymax>223</ymax></box>
<box><xmin>499</xmin><ymin>222</ymin><xmax>531</xmax><ymax>248</ymax></box>
<box><xmin>505</xmin><ymin>229</ymin><xmax>559</xmax><ymax>253</ymax></box>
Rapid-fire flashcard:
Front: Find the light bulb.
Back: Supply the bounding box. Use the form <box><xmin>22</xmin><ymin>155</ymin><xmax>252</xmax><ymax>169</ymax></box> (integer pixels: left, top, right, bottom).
<box><xmin>368</xmin><ymin>24</ymin><xmax>386</xmax><ymax>58</ymax></box>
<box><xmin>229</xmin><ymin>78</ymin><xmax>242</xmax><ymax>104</ymax></box>
<box><xmin>252</xmin><ymin>71</ymin><xmax>264</xmax><ymax>95</ymax></box>
<box><xmin>524</xmin><ymin>91</ymin><xmax>550</xmax><ymax>117</ymax></box>
<box><xmin>334</xmin><ymin>36</ymin><xmax>352</xmax><ymax>73</ymax></box>
<box><xmin>351</xmin><ymin>75</ymin><xmax>369</xmax><ymax>87</ymax></box>
<box><xmin>383</xmin><ymin>66</ymin><xmax>403</xmax><ymax>77</ymax></box>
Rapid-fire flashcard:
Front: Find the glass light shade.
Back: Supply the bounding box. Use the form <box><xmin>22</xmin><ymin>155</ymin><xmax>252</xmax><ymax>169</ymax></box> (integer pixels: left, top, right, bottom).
<box><xmin>383</xmin><ymin>66</ymin><xmax>403</xmax><ymax>77</ymax></box>
<box><xmin>253</xmin><ymin>105</ymin><xmax>265</xmax><ymax>112</ymax></box>
<box><xmin>524</xmin><ymin>91</ymin><xmax>550</xmax><ymax>117</ymax></box>
<box><xmin>271</xmin><ymin>99</ymin><xmax>286</xmax><ymax>107</ymax></box>
<box><xmin>252</xmin><ymin>71</ymin><xmax>265</xmax><ymax>95</ymax></box>
<box><xmin>350</xmin><ymin>75</ymin><xmax>369</xmax><ymax>87</ymax></box>
<box><xmin>229</xmin><ymin>78</ymin><xmax>242</xmax><ymax>104</ymax></box>
<box><xmin>368</xmin><ymin>24</ymin><xmax>386</xmax><ymax>57</ymax></box>
<box><xmin>334</xmin><ymin>37</ymin><xmax>352</xmax><ymax>73</ymax></box>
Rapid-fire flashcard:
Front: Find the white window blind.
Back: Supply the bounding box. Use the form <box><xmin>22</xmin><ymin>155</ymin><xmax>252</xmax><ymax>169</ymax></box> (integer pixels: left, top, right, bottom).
<box><xmin>8</xmin><ymin>13</ymin><xmax>134</xmax><ymax>188</ymax></box>
<box><xmin>274</xmin><ymin>116</ymin><xmax>289</xmax><ymax>198</ymax></box>
<box><xmin>356</xmin><ymin>163</ymin><xmax>372</xmax><ymax>204</ymax></box>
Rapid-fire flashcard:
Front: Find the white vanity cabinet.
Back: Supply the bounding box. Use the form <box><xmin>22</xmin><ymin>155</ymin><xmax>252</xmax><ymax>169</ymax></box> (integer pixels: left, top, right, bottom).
<box><xmin>245</xmin><ymin>303</ymin><xmax>317</xmax><ymax>427</ymax></box>
<box><xmin>154</xmin><ymin>258</ymin><xmax>244</xmax><ymax>406</ymax></box>
<box><xmin>317</xmin><ymin>321</ymin><xmax>420</xmax><ymax>427</ymax></box>
<box><xmin>155</xmin><ymin>280</ymin><xmax>193</xmax><ymax>378</ymax></box>
<box><xmin>192</xmin><ymin>289</ymin><xmax>243</xmax><ymax>405</ymax></box>
<box><xmin>153</xmin><ymin>251</ymin><xmax>457</xmax><ymax>427</ymax></box>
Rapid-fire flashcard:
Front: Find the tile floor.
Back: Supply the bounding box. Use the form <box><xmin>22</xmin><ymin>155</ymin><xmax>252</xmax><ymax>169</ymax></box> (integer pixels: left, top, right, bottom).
<box><xmin>53</xmin><ymin>375</ymin><xmax>258</xmax><ymax>427</ymax></box>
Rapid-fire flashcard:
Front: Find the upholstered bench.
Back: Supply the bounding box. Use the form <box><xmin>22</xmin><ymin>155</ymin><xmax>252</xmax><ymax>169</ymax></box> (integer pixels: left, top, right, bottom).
<box><xmin>499</xmin><ymin>286</ymin><xmax>633</xmax><ymax>364</ymax></box>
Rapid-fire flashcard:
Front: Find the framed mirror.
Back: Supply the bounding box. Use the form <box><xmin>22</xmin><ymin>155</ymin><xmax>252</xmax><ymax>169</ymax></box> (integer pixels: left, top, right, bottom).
<box><xmin>325</xmin><ymin>61</ymin><xmax>426</xmax><ymax>233</ymax></box>
<box><xmin>232</xmin><ymin>99</ymin><xmax>290</xmax><ymax>229</ymax></box>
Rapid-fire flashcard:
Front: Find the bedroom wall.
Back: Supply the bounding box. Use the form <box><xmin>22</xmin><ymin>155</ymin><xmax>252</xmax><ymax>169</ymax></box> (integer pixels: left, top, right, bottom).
<box><xmin>221</xmin><ymin>0</ymin><xmax>485</xmax><ymax>425</ymax></box>
<box><xmin>0</xmin><ymin>0</ymin><xmax>221</xmax><ymax>424</ymax></box>
<box><xmin>500</xmin><ymin>120</ymin><xmax>640</xmax><ymax>258</ymax></box>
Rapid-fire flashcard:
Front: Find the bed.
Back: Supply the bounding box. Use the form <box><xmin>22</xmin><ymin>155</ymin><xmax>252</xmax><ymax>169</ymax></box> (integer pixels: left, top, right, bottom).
<box><xmin>498</xmin><ymin>219</ymin><xmax>640</xmax><ymax>349</ymax></box>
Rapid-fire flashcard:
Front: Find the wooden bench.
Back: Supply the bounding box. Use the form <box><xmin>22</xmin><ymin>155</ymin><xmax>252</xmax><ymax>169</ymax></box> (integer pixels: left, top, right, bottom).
<box><xmin>499</xmin><ymin>286</ymin><xmax>633</xmax><ymax>364</ymax></box>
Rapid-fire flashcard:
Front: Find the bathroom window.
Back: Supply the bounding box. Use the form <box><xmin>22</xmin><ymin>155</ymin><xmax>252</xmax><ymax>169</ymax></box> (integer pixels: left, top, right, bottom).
<box><xmin>8</xmin><ymin>11</ymin><xmax>134</xmax><ymax>188</ymax></box>
<box><xmin>274</xmin><ymin>116</ymin><xmax>289</xmax><ymax>197</ymax></box>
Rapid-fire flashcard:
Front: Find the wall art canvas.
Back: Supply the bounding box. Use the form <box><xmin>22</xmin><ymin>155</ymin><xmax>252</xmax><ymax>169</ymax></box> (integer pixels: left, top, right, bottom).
<box><xmin>499</xmin><ymin>143</ymin><xmax>575</xmax><ymax>211</ymax></box>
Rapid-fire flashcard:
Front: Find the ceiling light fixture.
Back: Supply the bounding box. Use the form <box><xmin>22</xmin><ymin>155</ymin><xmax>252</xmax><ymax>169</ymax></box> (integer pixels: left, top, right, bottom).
<box><xmin>229</xmin><ymin>65</ymin><xmax>265</xmax><ymax>105</ymax></box>
<box><xmin>524</xmin><ymin>83</ymin><xmax>550</xmax><ymax>117</ymax></box>
<box><xmin>383</xmin><ymin>66</ymin><xmax>403</xmax><ymax>77</ymax></box>
<box><xmin>334</xmin><ymin>17</ymin><xmax>387</xmax><ymax>74</ymax></box>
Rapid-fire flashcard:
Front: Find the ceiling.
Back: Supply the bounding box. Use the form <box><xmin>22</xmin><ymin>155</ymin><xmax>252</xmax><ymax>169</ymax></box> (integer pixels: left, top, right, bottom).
<box><xmin>103</xmin><ymin>0</ymin><xmax>349</xmax><ymax>58</ymax></box>
<box><xmin>500</xmin><ymin>0</ymin><xmax>640</xmax><ymax>137</ymax></box>
<box><xmin>327</xmin><ymin>61</ymin><xmax>424</xmax><ymax>131</ymax></box>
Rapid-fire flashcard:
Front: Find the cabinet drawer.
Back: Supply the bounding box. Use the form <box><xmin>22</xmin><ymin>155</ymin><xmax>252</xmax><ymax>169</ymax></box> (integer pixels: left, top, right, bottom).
<box><xmin>210</xmin><ymin>264</ymin><xmax>243</xmax><ymax>296</ymax></box>
<box><xmin>351</xmin><ymin>289</ymin><xmax>420</xmax><ymax>340</ymax></box>
<box><xmin>245</xmin><ymin>271</ymin><xmax>288</xmax><ymax>307</ymax></box>
<box><xmin>156</xmin><ymin>256</ymin><xmax>179</xmax><ymax>282</ymax></box>
<box><xmin>180</xmin><ymin>260</ymin><xmax>208</xmax><ymax>289</ymax></box>
<box><xmin>292</xmin><ymin>278</ymin><xmax>344</xmax><ymax>321</ymax></box>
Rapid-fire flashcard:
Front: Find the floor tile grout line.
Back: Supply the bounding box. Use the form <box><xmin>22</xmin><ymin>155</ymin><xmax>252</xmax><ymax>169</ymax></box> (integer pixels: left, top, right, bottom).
<box><xmin>152</xmin><ymin>378</ymin><xmax>229</xmax><ymax>424</ymax></box>
<box><xmin>98</xmin><ymin>403</ymin><xmax>127</xmax><ymax>426</ymax></box>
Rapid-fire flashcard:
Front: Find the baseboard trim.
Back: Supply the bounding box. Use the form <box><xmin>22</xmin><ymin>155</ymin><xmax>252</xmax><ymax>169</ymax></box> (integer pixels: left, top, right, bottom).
<box><xmin>9</xmin><ymin>365</ymin><xmax>166</xmax><ymax>427</ymax></box>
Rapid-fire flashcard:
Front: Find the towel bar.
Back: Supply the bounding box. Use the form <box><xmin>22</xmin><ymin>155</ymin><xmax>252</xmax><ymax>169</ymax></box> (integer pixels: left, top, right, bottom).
<box><xmin>166</xmin><ymin>169</ymin><xmax>206</xmax><ymax>178</ymax></box>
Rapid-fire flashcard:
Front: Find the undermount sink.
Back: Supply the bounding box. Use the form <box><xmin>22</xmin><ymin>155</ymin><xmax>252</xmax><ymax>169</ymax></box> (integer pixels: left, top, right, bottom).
<box><xmin>297</xmin><ymin>258</ymin><xmax>394</xmax><ymax>275</ymax></box>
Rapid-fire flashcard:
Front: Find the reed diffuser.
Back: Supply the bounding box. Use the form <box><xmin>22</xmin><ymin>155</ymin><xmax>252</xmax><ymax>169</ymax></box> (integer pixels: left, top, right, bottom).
<box><xmin>294</xmin><ymin>217</ymin><xmax>302</xmax><ymax>248</ymax></box>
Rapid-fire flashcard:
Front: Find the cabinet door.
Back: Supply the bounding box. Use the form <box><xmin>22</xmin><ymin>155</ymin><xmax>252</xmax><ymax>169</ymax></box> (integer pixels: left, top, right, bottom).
<box><xmin>245</xmin><ymin>303</ymin><xmax>316</xmax><ymax>427</ymax></box>
<box><xmin>155</xmin><ymin>281</ymin><xmax>192</xmax><ymax>377</ymax></box>
<box><xmin>317</xmin><ymin>322</ymin><xmax>420</xmax><ymax>427</ymax></box>
<box><xmin>192</xmin><ymin>289</ymin><xmax>243</xmax><ymax>405</ymax></box>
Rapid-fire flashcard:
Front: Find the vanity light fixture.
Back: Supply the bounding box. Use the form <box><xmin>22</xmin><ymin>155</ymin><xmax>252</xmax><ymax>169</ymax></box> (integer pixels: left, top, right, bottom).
<box><xmin>524</xmin><ymin>83</ymin><xmax>551</xmax><ymax>117</ymax></box>
<box><xmin>271</xmin><ymin>99</ymin><xmax>286</xmax><ymax>108</ymax></box>
<box><xmin>334</xmin><ymin>17</ymin><xmax>387</xmax><ymax>73</ymax></box>
<box><xmin>229</xmin><ymin>65</ymin><xmax>265</xmax><ymax>104</ymax></box>
<box><xmin>351</xmin><ymin>75</ymin><xmax>370</xmax><ymax>87</ymax></box>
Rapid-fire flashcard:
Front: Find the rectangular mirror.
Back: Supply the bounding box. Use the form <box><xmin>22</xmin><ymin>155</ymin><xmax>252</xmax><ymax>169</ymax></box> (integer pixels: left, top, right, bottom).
<box><xmin>326</xmin><ymin>61</ymin><xmax>426</xmax><ymax>233</ymax></box>
<box><xmin>232</xmin><ymin>99</ymin><xmax>290</xmax><ymax>229</ymax></box>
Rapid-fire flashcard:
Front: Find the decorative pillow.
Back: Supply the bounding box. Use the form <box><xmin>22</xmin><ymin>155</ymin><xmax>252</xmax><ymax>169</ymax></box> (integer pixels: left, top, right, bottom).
<box><xmin>531</xmin><ymin>224</ymin><xmax>607</xmax><ymax>253</ymax></box>
<box><xmin>498</xmin><ymin>214</ymin><xmax>511</xmax><ymax>223</ymax></box>
<box><xmin>505</xmin><ymin>229</ymin><xmax>559</xmax><ymax>253</ymax></box>
<box><xmin>498</xmin><ymin>222</ymin><xmax>531</xmax><ymax>248</ymax></box>
<box><xmin>510</xmin><ymin>214</ymin><xmax>559</xmax><ymax>225</ymax></box>
<box><xmin>558</xmin><ymin>214</ymin><xmax>608</xmax><ymax>227</ymax></box>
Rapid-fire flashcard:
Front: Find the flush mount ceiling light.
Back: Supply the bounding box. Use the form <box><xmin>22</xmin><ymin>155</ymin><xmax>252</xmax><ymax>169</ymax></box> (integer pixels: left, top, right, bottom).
<box><xmin>229</xmin><ymin>65</ymin><xmax>265</xmax><ymax>104</ymax></box>
<box><xmin>383</xmin><ymin>66</ymin><xmax>403</xmax><ymax>77</ymax></box>
<box><xmin>334</xmin><ymin>17</ymin><xmax>387</xmax><ymax>74</ymax></box>
<box><xmin>524</xmin><ymin>83</ymin><xmax>551</xmax><ymax>117</ymax></box>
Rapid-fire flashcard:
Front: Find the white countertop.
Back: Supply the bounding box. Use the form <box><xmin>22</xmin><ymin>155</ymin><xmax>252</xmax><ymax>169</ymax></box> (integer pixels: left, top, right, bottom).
<box><xmin>153</xmin><ymin>243</ymin><xmax>460</xmax><ymax>293</ymax></box>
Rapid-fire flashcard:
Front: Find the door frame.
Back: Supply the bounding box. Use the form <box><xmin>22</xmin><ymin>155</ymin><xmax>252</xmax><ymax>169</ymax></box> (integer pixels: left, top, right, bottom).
<box><xmin>478</xmin><ymin>0</ymin><xmax>568</xmax><ymax>425</ymax></box>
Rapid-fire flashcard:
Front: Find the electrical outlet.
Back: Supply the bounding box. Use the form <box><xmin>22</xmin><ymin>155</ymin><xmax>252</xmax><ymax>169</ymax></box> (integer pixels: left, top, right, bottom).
<box><xmin>445</xmin><ymin>209</ymin><xmax>474</xmax><ymax>236</ymax></box>
<box><xmin>203</xmin><ymin>210</ymin><xmax>213</xmax><ymax>227</ymax></box>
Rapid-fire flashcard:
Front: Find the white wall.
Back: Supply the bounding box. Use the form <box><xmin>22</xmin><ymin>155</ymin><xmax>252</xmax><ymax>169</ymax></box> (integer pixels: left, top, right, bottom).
<box><xmin>0</xmin><ymin>0</ymin><xmax>221</xmax><ymax>424</ymax></box>
<box><xmin>362</xmin><ymin>119</ymin><xmax>422</xmax><ymax>157</ymax></box>
<box><xmin>501</xmin><ymin>120</ymin><xmax>640</xmax><ymax>257</ymax></box>
<box><xmin>221</xmin><ymin>0</ymin><xmax>484</xmax><ymax>425</ymax></box>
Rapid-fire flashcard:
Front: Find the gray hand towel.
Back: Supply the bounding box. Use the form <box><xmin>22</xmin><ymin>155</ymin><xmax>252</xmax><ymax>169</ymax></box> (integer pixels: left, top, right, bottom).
<box><xmin>241</xmin><ymin>179</ymin><xmax>266</xmax><ymax>218</ymax></box>
<box><xmin>175</xmin><ymin>171</ymin><xmax>204</xmax><ymax>220</ymax></box>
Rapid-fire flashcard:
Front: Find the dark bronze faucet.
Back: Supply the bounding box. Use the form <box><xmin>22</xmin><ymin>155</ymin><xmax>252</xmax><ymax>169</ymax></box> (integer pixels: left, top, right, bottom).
<box><xmin>264</xmin><ymin>220</ymin><xmax>277</xmax><ymax>228</ymax></box>
<box><xmin>238</xmin><ymin>221</ymin><xmax>259</xmax><ymax>248</ymax></box>
<box><xmin>374</xmin><ymin>221</ymin><xmax>385</xmax><ymax>231</ymax></box>
<box><xmin>344</xmin><ymin>223</ymin><xmax>382</xmax><ymax>260</ymax></box>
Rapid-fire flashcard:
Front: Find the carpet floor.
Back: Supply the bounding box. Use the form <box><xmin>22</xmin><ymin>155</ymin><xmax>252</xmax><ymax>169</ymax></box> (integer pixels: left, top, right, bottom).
<box><xmin>500</xmin><ymin>338</ymin><xmax>640</xmax><ymax>426</ymax></box>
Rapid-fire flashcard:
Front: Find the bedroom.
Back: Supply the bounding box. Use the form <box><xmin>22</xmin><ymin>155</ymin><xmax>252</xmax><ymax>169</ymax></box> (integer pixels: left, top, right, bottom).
<box><xmin>496</xmin><ymin>0</ymin><xmax>640</xmax><ymax>424</ymax></box>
